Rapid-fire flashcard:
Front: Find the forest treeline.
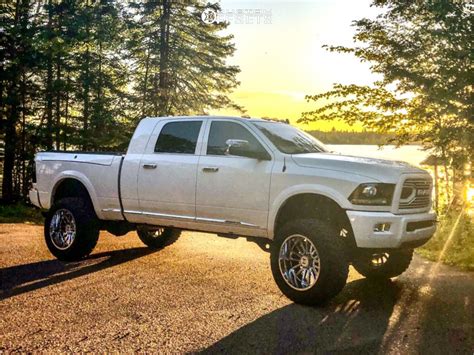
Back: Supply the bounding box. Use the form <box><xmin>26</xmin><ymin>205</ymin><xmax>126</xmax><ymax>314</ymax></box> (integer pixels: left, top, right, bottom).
<box><xmin>302</xmin><ymin>0</ymin><xmax>473</xmax><ymax>207</ymax></box>
<box><xmin>0</xmin><ymin>0</ymin><xmax>241</xmax><ymax>202</ymax></box>
<box><xmin>307</xmin><ymin>129</ymin><xmax>396</xmax><ymax>145</ymax></box>
<box><xmin>1</xmin><ymin>0</ymin><xmax>472</xmax><ymax>207</ymax></box>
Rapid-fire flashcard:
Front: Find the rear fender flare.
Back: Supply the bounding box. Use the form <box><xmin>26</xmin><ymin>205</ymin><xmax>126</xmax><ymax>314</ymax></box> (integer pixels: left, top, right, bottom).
<box><xmin>50</xmin><ymin>171</ymin><xmax>104</xmax><ymax>219</ymax></box>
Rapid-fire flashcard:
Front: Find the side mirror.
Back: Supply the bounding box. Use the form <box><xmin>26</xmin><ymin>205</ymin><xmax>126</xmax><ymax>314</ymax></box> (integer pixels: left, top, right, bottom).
<box><xmin>226</xmin><ymin>139</ymin><xmax>271</xmax><ymax>160</ymax></box>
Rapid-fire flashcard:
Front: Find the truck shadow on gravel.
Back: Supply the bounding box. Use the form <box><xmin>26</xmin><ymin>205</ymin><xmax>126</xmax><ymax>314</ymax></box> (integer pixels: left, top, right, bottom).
<box><xmin>0</xmin><ymin>247</ymin><xmax>155</xmax><ymax>301</ymax></box>
<box><xmin>203</xmin><ymin>279</ymin><xmax>402</xmax><ymax>354</ymax></box>
<box><xmin>203</xmin><ymin>260</ymin><xmax>474</xmax><ymax>354</ymax></box>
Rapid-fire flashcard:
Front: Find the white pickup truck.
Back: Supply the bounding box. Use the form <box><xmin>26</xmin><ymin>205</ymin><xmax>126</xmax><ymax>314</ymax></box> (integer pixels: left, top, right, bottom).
<box><xmin>30</xmin><ymin>116</ymin><xmax>437</xmax><ymax>305</ymax></box>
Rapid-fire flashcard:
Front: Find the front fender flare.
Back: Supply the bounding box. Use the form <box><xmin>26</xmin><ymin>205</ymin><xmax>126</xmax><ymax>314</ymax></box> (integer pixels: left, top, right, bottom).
<box><xmin>267</xmin><ymin>184</ymin><xmax>351</xmax><ymax>239</ymax></box>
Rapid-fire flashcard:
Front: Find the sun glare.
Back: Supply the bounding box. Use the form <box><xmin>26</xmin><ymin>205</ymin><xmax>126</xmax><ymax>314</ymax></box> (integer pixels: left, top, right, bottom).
<box><xmin>467</xmin><ymin>187</ymin><xmax>474</xmax><ymax>202</ymax></box>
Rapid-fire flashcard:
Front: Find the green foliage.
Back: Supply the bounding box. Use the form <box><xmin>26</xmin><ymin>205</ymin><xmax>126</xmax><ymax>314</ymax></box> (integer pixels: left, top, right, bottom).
<box><xmin>124</xmin><ymin>1</ymin><xmax>242</xmax><ymax>118</ymax></box>
<box><xmin>307</xmin><ymin>129</ymin><xmax>396</xmax><ymax>145</ymax></box>
<box><xmin>0</xmin><ymin>202</ymin><xmax>44</xmax><ymax>224</ymax></box>
<box><xmin>417</xmin><ymin>208</ymin><xmax>474</xmax><ymax>271</ymax></box>
<box><xmin>1</xmin><ymin>0</ymin><xmax>241</xmax><ymax>201</ymax></box>
<box><xmin>301</xmin><ymin>0</ymin><xmax>473</xmax><ymax>165</ymax></box>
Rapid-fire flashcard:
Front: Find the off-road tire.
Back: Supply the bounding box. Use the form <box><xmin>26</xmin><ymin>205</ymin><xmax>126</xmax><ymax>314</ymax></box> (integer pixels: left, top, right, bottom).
<box><xmin>352</xmin><ymin>249</ymin><xmax>414</xmax><ymax>279</ymax></box>
<box><xmin>270</xmin><ymin>219</ymin><xmax>349</xmax><ymax>306</ymax></box>
<box><xmin>137</xmin><ymin>227</ymin><xmax>181</xmax><ymax>249</ymax></box>
<box><xmin>45</xmin><ymin>197</ymin><xmax>99</xmax><ymax>261</ymax></box>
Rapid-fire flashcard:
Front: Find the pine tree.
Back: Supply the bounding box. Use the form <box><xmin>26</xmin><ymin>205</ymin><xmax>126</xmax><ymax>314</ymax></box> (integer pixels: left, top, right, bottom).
<box><xmin>1</xmin><ymin>0</ymin><xmax>36</xmax><ymax>201</ymax></box>
<box><xmin>1</xmin><ymin>0</ymin><xmax>242</xmax><ymax>202</ymax></box>
<box><xmin>126</xmin><ymin>0</ymin><xmax>242</xmax><ymax>119</ymax></box>
<box><xmin>302</xmin><ymin>0</ymin><xmax>473</xmax><ymax>167</ymax></box>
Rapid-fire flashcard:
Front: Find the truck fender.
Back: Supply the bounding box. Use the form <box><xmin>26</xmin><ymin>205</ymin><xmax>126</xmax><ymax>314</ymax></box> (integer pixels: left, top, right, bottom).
<box><xmin>50</xmin><ymin>170</ymin><xmax>104</xmax><ymax>220</ymax></box>
<box><xmin>267</xmin><ymin>184</ymin><xmax>350</xmax><ymax>239</ymax></box>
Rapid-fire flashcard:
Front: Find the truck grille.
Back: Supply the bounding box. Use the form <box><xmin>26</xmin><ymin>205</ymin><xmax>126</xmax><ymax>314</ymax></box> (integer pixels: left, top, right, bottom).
<box><xmin>399</xmin><ymin>178</ymin><xmax>432</xmax><ymax>210</ymax></box>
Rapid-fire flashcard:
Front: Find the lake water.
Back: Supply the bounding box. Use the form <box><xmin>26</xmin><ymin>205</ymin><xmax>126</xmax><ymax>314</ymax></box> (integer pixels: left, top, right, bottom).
<box><xmin>326</xmin><ymin>145</ymin><xmax>430</xmax><ymax>167</ymax></box>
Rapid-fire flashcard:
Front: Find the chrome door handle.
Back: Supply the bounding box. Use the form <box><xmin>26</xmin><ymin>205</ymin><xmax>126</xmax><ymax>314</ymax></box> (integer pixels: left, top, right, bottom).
<box><xmin>143</xmin><ymin>163</ymin><xmax>157</xmax><ymax>169</ymax></box>
<box><xmin>202</xmin><ymin>167</ymin><xmax>219</xmax><ymax>173</ymax></box>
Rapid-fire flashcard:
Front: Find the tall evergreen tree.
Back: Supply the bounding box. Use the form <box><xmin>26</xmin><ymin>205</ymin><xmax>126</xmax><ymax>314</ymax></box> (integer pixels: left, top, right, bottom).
<box><xmin>1</xmin><ymin>0</ymin><xmax>242</xmax><ymax>202</ymax></box>
<box><xmin>1</xmin><ymin>0</ymin><xmax>36</xmax><ymax>201</ymax></box>
<box><xmin>301</xmin><ymin>0</ymin><xmax>473</xmax><ymax>169</ymax></box>
<box><xmin>77</xmin><ymin>0</ymin><xmax>130</xmax><ymax>150</ymax></box>
<box><xmin>126</xmin><ymin>0</ymin><xmax>242</xmax><ymax>119</ymax></box>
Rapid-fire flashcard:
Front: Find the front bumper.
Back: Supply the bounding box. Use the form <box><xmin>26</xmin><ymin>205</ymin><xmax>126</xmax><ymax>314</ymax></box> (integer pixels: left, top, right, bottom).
<box><xmin>346</xmin><ymin>210</ymin><xmax>437</xmax><ymax>249</ymax></box>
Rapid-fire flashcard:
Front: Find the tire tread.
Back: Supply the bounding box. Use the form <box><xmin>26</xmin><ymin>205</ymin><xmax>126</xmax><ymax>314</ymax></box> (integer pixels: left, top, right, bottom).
<box><xmin>270</xmin><ymin>218</ymin><xmax>349</xmax><ymax>306</ymax></box>
<box><xmin>137</xmin><ymin>228</ymin><xmax>181</xmax><ymax>249</ymax></box>
<box><xmin>44</xmin><ymin>197</ymin><xmax>99</xmax><ymax>261</ymax></box>
<box><xmin>352</xmin><ymin>249</ymin><xmax>413</xmax><ymax>279</ymax></box>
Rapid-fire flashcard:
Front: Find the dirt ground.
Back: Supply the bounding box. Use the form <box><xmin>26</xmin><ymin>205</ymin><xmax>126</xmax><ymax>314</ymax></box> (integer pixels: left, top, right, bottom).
<box><xmin>1</xmin><ymin>223</ymin><xmax>473</xmax><ymax>353</ymax></box>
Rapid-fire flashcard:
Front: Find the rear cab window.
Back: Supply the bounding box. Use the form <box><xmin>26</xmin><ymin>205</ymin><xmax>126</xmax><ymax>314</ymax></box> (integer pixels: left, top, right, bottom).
<box><xmin>155</xmin><ymin>121</ymin><xmax>203</xmax><ymax>154</ymax></box>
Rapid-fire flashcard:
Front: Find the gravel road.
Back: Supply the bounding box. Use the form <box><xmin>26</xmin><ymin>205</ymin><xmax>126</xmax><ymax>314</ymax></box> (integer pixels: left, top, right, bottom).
<box><xmin>1</xmin><ymin>223</ymin><xmax>473</xmax><ymax>353</ymax></box>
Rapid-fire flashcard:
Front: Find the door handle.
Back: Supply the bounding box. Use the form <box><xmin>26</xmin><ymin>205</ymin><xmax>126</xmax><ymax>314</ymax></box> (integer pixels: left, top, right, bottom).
<box><xmin>143</xmin><ymin>163</ymin><xmax>157</xmax><ymax>169</ymax></box>
<box><xmin>202</xmin><ymin>167</ymin><xmax>219</xmax><ymax>173</ymax></box>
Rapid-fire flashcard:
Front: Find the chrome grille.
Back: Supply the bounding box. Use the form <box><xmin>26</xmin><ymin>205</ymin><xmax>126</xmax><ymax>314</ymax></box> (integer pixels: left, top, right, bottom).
<box><xmin>398</xmin><ymin>178</ymin><xmax>432</xmax><ymax>210</ymax></box>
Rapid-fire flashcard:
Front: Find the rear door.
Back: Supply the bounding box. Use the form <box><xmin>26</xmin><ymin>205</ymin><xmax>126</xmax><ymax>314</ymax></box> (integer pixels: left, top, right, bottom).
<box><xmin>136</xmin><ymin>119</ymin><xmax>204</xmax><ymax>224</ymax></box>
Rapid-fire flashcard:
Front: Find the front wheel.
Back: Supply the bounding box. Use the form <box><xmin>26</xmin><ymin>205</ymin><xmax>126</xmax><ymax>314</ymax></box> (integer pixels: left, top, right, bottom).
<box><xmin>137</xmin><ymin>227</ymin><xmax>181</xmax><ymax>249</ymax></box>
<box><xmin>270</xmin><ymin>219</ymin><xmax>349</xmax><ymax>306</ymax></box>
<box><xmin>352</xmin><ymin>249</ymin><xmax>413</xmax><ymax>279</ymax></box>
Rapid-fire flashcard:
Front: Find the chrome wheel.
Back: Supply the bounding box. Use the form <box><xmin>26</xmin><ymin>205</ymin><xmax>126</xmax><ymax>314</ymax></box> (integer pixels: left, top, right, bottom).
<box><xmin>278</xmin><ymin>234</ymin><xmax>321</xmax><ymax>291</ymax></box>
<box><xmin>137</xmin><ymin>226</ymin><xmax>180</xmax><ymax>249</ymax></box>
<box><xmin>146</xmin><ymin>228</ymin><xmax>165</xmax><ymax>238</ymax></box>
<box><xmin>49</xmin><ymin>209</ymin><xmax>76</xmax><ymax>250</ymax></box>
<box><xmin>370</xmin><ymin>253</ymin><xmax>389</xmax><ymax>268</ymax></box>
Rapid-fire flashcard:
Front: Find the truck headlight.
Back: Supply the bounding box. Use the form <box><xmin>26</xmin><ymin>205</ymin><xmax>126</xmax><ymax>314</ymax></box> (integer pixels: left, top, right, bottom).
<box><xmin>349</xmin><ymin>183</ymin><xmax>395</xmax><ymax>206</ymax></box>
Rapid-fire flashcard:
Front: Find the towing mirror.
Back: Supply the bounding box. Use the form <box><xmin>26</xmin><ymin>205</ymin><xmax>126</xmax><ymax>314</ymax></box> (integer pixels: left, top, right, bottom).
<box><xmin>225</xmin><ymin>139</ymin><xmax>271</xmax><ymax>161</ymax></box>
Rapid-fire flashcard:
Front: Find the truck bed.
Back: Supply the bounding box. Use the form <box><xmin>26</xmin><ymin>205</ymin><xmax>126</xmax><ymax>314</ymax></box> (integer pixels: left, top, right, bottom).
<box><xmin>32</xmin><ymin>151</ymin><xmax>125</xmax><ymax>219</ymax></box>
<box><xmin>39</xmin><ymin>151</ymin><xmax>123</xmax><ymax>165</ymax></box>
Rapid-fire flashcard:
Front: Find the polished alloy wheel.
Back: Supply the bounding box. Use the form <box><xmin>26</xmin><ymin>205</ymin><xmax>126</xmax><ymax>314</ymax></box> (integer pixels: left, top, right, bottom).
<box><xmin>278</xmin><ymin>234</ymin><xmax>321</xmax><ymax>291</ymax></box>
<box><xmin>370</xmin><ymin>253</ymin><xmax>390</xmax><ymax>268</ymax></box>
<box><xmin>147</xmin><ymin>228</ymin><xmax>165</xmax><ymax>238</ymax></box>
<box><xmin>49</xmin><ymin>209</ymin><xmax>76</xmax><ymax>250</ymax></box>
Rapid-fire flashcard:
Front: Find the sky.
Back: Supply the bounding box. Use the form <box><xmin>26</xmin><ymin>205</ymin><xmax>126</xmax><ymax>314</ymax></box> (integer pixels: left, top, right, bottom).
<box><xmin>211</xmin><ymin>0</ymin><xmax>382</xmax><ymax>130</ymax></box>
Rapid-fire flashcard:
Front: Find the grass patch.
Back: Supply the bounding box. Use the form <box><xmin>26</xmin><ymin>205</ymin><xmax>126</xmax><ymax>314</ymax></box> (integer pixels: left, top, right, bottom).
<box><xmin>0</xmin><ymin>202</ymin><xmax>44</xmax><ymax>224</ymax></box>
<box><xmin>417</xmin><ymin>207</ymin><xmax>474</xmax><ymax>271</ymax></box>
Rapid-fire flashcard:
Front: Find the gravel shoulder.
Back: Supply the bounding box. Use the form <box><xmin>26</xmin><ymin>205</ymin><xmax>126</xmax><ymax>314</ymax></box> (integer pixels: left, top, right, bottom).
<box><xmin>0</xmin><ymin>223</ymin><xmax>473</xmax><ymax>353</ymax></box>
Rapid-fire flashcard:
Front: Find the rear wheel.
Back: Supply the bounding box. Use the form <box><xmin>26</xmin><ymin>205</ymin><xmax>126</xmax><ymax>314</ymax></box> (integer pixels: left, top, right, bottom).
<box><xmin>137</xmin><ymin>227</ymin><xmax>181</xmax><ymax>249</ymax></box>
<box><xmin>45</xmin><ymin>197</ymin><xmax>99</xmax><ymax>261</ymax></box>
<box><xmin>352</xmin><ymin>249</ymin><xmax>413</xmax><ymax>279</ymax></box>
<box><xmin>270</xmin><ymin>219</ymin><xmax>349</xmax><ymax>306</ymax></box>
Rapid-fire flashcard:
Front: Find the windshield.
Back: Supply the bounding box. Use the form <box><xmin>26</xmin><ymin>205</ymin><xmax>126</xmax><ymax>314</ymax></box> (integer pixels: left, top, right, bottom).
<box><xmin>252</xmin><ymin>121</ymin><xmax>329</xmax><ymax>154</ymax></box>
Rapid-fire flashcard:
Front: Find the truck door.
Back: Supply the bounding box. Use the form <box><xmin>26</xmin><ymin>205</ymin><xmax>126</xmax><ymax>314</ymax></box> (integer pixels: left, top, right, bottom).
<box><xmin>135</xmin><ymin>119</ymin><xmax>204</xmax><ymax>225</ymax></box>
<box><xmin>196</xmin><ymin>120</ymin><xmax>273</xmax><ymax>236</ymax></box>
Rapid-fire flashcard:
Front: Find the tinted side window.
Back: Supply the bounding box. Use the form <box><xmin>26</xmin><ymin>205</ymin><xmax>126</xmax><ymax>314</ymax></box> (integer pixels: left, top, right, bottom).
<box><xmin>207</xmin><ymin>121</ymin><xmax>266</xmax><ymax>156</ymax></box>
<box><xmin>155</xmin><ymin>121</ymin><xmax>202</xmax><ymax>154</ymax></box>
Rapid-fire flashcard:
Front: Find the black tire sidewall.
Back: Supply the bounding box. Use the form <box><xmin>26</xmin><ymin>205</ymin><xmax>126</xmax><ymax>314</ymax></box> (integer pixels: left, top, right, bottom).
<box><xmin>45</xmin><ymin>197</ymin><xmax>99</xmax><ymax>261</ymax></box>
<box><xmin>270</xmin><ymin>218</ymin><xmax>349</xmax><ymax>306</ymax></box>
<box><xmin>352</xmin><ymin>249</ymin><xmax>414</xmax><ymax>279</ymax></box>
<box><xmin>137</xmin><ymin>228</ymin><xmax>180</xmax><ymax>249</ymax></box>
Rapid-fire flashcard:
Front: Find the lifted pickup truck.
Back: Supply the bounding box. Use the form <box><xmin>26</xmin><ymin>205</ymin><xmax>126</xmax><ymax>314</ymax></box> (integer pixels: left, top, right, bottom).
<box><xmin>30</xmin><ymin>116</ymin><xmax>437</xmax><ymax>305</ymax></box>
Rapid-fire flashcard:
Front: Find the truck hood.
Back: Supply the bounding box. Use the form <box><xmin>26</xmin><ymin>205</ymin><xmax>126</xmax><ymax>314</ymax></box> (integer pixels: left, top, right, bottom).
<box><xmin>291</xmin><ymin>153</ymin><xmax>427</xmax><ymax>183</ymax></box>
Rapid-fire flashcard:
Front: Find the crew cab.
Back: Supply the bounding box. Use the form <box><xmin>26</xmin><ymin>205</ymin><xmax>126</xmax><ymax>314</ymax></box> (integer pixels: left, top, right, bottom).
<box><xmin>29</xmin><ymin>116</ymin><xmax>437</xmax><ymax>305</ymax></box>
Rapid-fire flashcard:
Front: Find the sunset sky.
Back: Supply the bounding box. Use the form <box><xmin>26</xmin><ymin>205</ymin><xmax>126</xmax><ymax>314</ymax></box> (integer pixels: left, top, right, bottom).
<box><xmin>212</xmin><ymin>0</ymin><xmax>382</xmax><ymax>130</ymax></box>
